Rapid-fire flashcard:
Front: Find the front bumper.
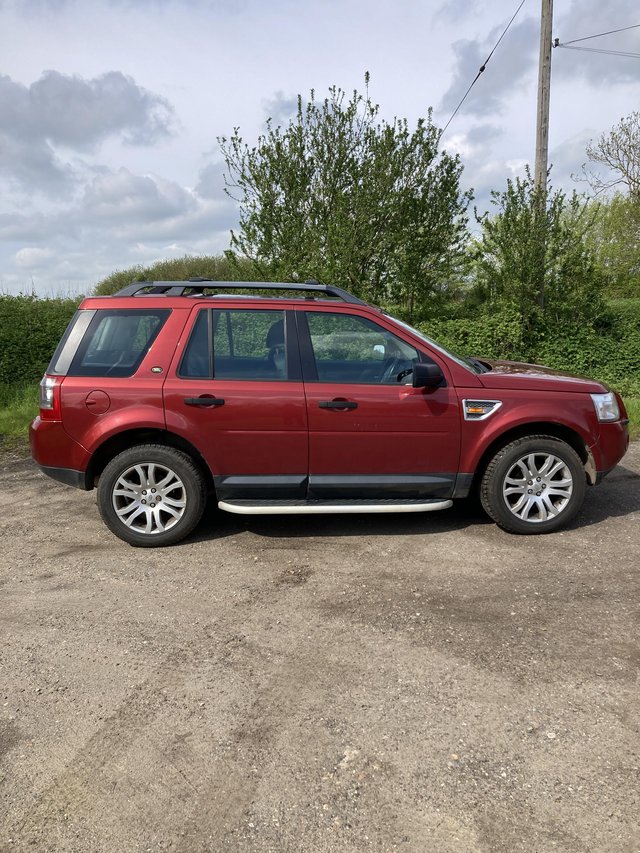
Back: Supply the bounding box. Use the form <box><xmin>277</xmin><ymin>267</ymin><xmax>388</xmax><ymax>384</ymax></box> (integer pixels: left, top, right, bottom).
<box><xmin>592</xmin><ymin>419</ymin><xmax>630</xmax><ymax>481</ymax></box>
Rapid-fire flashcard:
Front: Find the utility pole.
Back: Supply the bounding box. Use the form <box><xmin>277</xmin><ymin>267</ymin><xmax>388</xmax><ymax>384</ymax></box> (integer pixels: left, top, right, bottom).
<box><xmin>534</xmin><ymin>0</ymin><xmax>553</xmax><ymax>193</ymax></box>
<box><xmin>534</xmin><ymin>0</ymin><xmax>553</xmax><ymax>310</ymax></box>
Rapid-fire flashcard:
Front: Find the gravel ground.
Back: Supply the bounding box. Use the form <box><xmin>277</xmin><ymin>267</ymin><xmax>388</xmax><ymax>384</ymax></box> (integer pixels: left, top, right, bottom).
<box><xmin>1</xmin><ymin>445</ymin><xmax>639</xmax><ymax>853</ymax></box>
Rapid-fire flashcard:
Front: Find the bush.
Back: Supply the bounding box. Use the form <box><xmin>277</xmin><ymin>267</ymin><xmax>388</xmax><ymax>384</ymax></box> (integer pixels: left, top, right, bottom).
<box><xmin>420</xmin><ymin>306</ymin><xmax>527</xmax><ymax>363</ymax></box>
<box><xmin>0</xmin><ymin>295</ymin><xmax>80</xmax><ymax>385</ymax></box>
<box><xmin>419</xmin><ymin>304</ymin><xmax>640</xmax><ymax>397</ymax></box>
<box><xmin>94</xmin><ymin>253</ymin><xmax>263</xmax><ymax>295</ymax></box>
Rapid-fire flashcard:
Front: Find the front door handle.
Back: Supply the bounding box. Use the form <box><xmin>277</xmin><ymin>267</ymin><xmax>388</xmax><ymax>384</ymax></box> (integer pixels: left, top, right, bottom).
<box><xmin>318</xmin><ymin>400</ymin><xmax>358</xmax><ymax>410</ymax></box>
<box><xmin>184</xmin><ymin>396</ymin><xmax>225</xmax><ymax>408</ymax></box>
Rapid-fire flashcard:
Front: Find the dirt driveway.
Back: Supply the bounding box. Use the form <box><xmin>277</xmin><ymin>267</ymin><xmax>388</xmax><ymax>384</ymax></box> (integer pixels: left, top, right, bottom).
<box><xmin>1</xmin><ymin>444</ymin><xmax>639</xmax><ymax>853</ymax></box>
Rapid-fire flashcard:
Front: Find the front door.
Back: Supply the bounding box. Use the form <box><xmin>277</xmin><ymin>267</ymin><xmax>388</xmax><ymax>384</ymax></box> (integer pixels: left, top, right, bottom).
<box><xmin>298</xmin><ymin>308</ymin><xmax>461</xmax><ymax>499</ymax></box>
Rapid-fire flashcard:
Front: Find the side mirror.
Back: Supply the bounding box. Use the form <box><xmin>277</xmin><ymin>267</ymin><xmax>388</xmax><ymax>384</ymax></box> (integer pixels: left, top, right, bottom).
<box><xmin>412</xmin><ymin>362</ymin><xmax>444</xmax><ymax>389</ymax></box>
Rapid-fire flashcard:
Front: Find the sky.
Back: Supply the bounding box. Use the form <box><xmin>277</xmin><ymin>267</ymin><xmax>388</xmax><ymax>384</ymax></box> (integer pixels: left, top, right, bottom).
<box><xmin>1</xmin><ymin>0</ymin><xmax>638</xmax><ymax>296</ymax></box>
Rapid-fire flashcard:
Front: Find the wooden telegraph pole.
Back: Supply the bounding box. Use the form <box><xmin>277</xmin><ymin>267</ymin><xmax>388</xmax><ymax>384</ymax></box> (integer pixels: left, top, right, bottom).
<box><xmin>534</xmin><ymin>0</ymin><xmax>553</xmax><ymax>193</ymax></box>
<box><xmin>534</xmin><ymin>0</ymin><xmax>553</xmax><ymax>310</ymax></box>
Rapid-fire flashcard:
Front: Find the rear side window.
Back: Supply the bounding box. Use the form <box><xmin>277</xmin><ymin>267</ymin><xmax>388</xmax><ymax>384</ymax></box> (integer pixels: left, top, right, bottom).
<box><xmin>180</xmin><ymin>308</ymin><xmax>288</xmax><ymax>380</ymax></box>
<box><xmin>61</xmin><ymin>309</ymin><xmax>170</xmax><ymax>377</ymax></box>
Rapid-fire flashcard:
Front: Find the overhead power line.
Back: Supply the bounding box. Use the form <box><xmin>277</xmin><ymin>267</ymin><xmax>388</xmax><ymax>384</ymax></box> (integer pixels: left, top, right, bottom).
<box><xmin>440</xmin><ymin>0</ymin><xmax>527</xmax><ymax>138</ymax></box>
<box><xmin>561</xmin><ymin>23</ymin><xmax>640</xmax><ymax>46</ymax></box>
<box><xmin>555</xmin><ymin>44</ymin><xmax>640</xmax><ymax>59</ymax></box>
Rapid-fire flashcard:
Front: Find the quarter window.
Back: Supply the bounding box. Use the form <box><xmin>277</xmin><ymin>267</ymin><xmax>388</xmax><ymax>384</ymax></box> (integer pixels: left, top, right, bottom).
<box><xmin>67</xmin><ymin>309</ymin><xmax>170</xmax><ymax>378</ymax></box>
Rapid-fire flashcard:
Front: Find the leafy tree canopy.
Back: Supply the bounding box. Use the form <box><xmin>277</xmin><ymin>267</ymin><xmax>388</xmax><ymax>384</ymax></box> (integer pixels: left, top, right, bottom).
<box><xmin>472</xmin><ymin>168</ymin><xmax>605</xmax><ymax>341</ymax></box>
<box><xmin>219</xmin><ymin>75</ymin><xmax>470</xmax><ymax>317</ymax></box>
<box><xmin>584</xmin><ymin>194</ymin><xmax>640</xmax><ymax>298</ymax></box>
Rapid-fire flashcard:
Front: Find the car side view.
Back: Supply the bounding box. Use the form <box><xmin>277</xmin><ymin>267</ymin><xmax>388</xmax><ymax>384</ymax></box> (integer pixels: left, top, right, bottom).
<box><xmin>30</xmin><ymin>280</ymin><xmax>629</xmax><ymax>546</ymax></box>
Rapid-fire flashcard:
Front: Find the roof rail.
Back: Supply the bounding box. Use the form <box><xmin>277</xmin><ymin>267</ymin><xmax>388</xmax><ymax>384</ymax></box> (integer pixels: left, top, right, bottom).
<box><xmin>113</xmin><ymin>279</ymin><xmax>367</xmax><ymax>305</ymax></box>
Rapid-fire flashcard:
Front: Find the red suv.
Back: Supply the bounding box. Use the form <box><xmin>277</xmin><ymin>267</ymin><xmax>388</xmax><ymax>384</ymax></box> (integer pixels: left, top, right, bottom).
<box><xmin>30</xmin><ymin>281</ymin><xmax>629</xmax><ymax>546</ymax></box>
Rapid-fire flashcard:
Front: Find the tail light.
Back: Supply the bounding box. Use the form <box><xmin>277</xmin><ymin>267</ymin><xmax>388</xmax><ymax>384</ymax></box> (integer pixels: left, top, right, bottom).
<box><xmin>39</xmin><ymin>375</ymin><xmax>62</xmax><ymax>420</ymax></box>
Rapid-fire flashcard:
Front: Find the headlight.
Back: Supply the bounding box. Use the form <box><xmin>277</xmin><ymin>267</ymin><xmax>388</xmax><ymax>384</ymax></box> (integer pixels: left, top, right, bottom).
<box><xmin>590</xmin><ymin>391</ymin><xmax>620</xmax><ymax>422</ymax></box>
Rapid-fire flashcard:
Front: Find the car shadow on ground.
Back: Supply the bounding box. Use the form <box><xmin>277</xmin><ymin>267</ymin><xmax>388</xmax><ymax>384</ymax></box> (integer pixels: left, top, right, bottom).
<box><xmin>187</xmin><ymin>461</ymin><xmax>640</xmax><ymax>544</ymax></box>
<box><xmin>190</xmin><ymin>498</ymin><xmax>489</xmax><ymax>543</ymax></box>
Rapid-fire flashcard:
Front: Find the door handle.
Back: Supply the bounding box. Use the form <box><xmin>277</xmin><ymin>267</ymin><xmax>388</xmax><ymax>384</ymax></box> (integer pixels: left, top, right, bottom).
<box><xmin>184</xmin><ymin>396</ymin><xmax>225</xmax><ymax>407</ymax></box>
<box><xmin>318</xmin><ymin>400</ymin><xmax>358</xmax><ymax>410</ymax></box>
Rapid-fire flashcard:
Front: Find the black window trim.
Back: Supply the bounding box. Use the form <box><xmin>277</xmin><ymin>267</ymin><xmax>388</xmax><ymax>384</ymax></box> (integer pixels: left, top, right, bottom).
<box><xmin>178</xmin><ymin>307</ymin><xmax>303</xmax><ymax>383</ymax></box>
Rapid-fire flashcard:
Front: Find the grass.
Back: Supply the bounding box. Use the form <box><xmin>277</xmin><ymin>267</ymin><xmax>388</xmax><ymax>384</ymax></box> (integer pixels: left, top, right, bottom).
<box><xmin>0</xmin><ymin>384</ymin><xmax>39</xmax><ymax>450</ymax></box>
<box><xmin>607</xmin><ymin>298</ymin><xmax>640</xmax><ymax>320</ymax></box>
<box><xmin>624</xmin><ymin>397</ymin><xmax>640</xmax><ymax>440</ymax></box>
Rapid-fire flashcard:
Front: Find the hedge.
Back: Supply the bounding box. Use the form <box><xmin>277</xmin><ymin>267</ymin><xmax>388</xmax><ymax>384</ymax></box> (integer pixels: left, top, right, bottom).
<box><xmin>0</xmin><ymin>295</ymin><xmax>80</xmax><ymax>385</ymax></box>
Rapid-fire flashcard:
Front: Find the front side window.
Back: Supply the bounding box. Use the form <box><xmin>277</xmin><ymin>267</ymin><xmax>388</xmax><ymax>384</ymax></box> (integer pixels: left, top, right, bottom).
<box><xmin>68</xmin><ymin>309</ymin><xmax>170</xmax><ymax>377</ymax></box>
<box><xmin>180</xmin><ymin>309</ymin><xmax>288</xmax><ymax>380</ymax></box>
<box><xmin>306</xmin><ymin>312</ymin><xmax>420</xmax><ymax>384</ymax></box>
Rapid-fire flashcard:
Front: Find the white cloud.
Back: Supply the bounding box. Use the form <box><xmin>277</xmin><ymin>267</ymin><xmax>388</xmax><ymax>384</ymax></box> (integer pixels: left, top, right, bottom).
<box><xmin>81</xmin><ymin>168</ymin><xmax>194</xmax><ymax>223</ymax></box>
<box><xmin>0</xmin><ymin>71</ymin><xmax>175</xmax><ymax>196</ymax></box>
<box><xmin>14</xmin><ymin>247</ymin><xmax>55</xmax><ymax>268</ymax></box>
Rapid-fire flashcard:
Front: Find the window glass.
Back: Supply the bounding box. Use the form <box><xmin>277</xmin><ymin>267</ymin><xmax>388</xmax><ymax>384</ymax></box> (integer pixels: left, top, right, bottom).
<box><xmin>68</xmin><ymin>309</ymin><xmax>170</xmax><ymax>377</ymax></box>
<box><xmin>306</xmin><ymin>312</ymin><xmax>420</xmax><ymax>384</ymax></box>
<box><xmin>180</xmin><ymin>309</ymin><xmax>288</xmax><ymax>380</ymax></box>
<box><xmin>179</xmin><ymin>310</ymin><xmax>210</xmax><ymax>378</ymax></box>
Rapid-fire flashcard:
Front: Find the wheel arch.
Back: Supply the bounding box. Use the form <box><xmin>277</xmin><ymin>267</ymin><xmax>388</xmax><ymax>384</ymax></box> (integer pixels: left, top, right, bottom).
<box><xmin>470</xmin><ymin>422</ymin><xmax>595</xmax><ymax>495</ymax></box>
<box><xmin>86</xmin><ymin>428</ymin><xmax>215</xmax><ymax>493</ymax></box>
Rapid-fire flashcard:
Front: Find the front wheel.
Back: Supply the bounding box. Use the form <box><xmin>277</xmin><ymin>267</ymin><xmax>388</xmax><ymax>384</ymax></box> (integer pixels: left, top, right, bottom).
<box><xmin>97</xmin><ymin>444</ymin><xmax>207</xmax><ymax>547</ymax></box>
<box><xmin>480</xmin><ymin>436</ymin><xmax>586</xmax><ymax>534</ymax></box>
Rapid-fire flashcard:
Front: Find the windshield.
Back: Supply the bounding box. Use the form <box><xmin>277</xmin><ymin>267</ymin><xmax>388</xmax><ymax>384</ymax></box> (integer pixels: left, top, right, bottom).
<box><xmin>386</xmin><ymin>314</ymin><xmax>485</xmax><ymax>374</ymax></box>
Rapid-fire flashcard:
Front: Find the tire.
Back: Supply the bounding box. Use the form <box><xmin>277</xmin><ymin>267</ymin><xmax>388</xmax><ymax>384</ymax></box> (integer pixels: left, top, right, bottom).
<box><xmin>97</xmin><ymin>444</ymin><xmax>207</xmax><ymax>547</ymax></box>
<box><xmin>480</xmin><ymin>435</ymin><xmax>586</xmax><ymax>535</ymax></box>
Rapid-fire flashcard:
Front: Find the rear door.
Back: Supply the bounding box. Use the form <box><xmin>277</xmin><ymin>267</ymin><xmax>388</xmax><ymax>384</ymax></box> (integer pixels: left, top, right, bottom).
<box><xmin>298</xmin><ymin>308</ymin><xmax>461</xmax><ymax>499</ymax></box>
<box><xmin>163</xmin><ymin>305</ymin><xmax>308</xmax><ymax>500</ymax></box>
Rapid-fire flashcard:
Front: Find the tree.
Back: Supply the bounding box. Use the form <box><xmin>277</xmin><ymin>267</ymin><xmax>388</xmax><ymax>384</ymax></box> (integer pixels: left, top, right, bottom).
<box><xmin>583</xmin><ymin>111</ymin><xmax>640</xmax><ymax>199</ymax></box>
<box><xmin>472</xmin><ymin>168</ymin><xmax>605</xmax><ymax>341</ymax></box>
<box><xmin>219</xmin><ymin>77</ymin><xmax>470</xmax><ymax>316</ymax></box>
<box><xmin>93</xmin><ymin>254</ymin><xmax>261</xmax><ymax>295</ymax></box>
<box><xmin>584</xmin><ymin>194</ymin><xmax>640</xmax><ymax>298</ymax></box>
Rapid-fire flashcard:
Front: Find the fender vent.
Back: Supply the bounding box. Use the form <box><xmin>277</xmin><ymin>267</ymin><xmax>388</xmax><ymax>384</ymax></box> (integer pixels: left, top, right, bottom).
<box><xmin>462</xmin><ymin>399</ymin><xmax>503</xmax><ymax>421</ymax></box>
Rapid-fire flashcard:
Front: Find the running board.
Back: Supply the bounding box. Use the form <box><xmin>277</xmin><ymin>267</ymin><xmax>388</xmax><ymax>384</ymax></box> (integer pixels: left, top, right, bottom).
<box><xmin>218</xmin><ymin>498</ymin><xmax>453</xmax><ymax>516</ymax></box>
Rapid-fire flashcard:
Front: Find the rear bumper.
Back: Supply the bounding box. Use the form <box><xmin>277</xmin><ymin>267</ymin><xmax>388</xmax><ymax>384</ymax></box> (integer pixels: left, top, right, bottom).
<box><xmin>30</xmin><ymin>417</ymin><xmax>92</xmax><ymax>490</ymax></box>
<box><xmin>38</xmin><ymin>465</ymin><xmax>91</xmax><ymax>490</ymax></box>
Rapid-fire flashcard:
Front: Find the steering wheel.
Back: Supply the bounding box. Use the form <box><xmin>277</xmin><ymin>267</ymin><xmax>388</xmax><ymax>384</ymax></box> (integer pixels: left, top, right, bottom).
<box><xmin>380</xmin><ymin>357</ymin><xmax>404</xmax><ymax>383</ymax></box>
<box><xmin>381</xmin><ymin>357</ymin><xmax>417</xmax><ymax>384</ymax></box>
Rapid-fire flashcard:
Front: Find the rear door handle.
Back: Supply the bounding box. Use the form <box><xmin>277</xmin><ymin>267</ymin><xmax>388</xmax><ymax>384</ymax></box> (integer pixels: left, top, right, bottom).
<box><xmin>318</xmin><ymin>400</ymin><xmax>358</xmax><ymax>410</ymax></box>
<box><xmin>184</xmin><ymin>396</ymin><xmax>225</xmax><ymax>408</ymax></box>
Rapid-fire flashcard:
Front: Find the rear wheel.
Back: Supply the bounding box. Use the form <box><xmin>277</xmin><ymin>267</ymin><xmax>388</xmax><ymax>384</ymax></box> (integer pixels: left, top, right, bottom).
<box><xmin>480</xmin><ymin>435</ymin><xmax>586</xmax><ymax>534</ymax></box>
<box><xmin>97</xmin><ymin>444</ymin><xmax>206</xmax><ymax>547</ymax></box>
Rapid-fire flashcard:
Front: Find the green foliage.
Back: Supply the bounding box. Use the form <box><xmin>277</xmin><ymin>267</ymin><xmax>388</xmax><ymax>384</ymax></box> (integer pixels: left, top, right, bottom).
<box><xmin>472</xmin><ymin>169</ymin><xmax>606</xmax><ymax>344</ymax></box>
<box><xmin>584</xmin><ymin>195</ymin><xmax>640</xmax><ymax>298</ymax></box>
<box><xmin>624</xmin><ymin>398</ymin><xmax>640</xmax><ymax>440</ymax></box>
<box><xmin>0</xmin><ymin>294</ymin><xmax>80</xmax><ymax>385</ymax></box>
<box><xmin>219</xmin><ymin>75</ymin><xmax>470</xmax><ymax>315</ymax></box>
<box><xmin>419</xmin><ymin>301</ymin><xmax>640</xmax><ymax>398</ymax></box>
<box><xmin>607</xmin><ymin>297</ymin><xmax>640</xmax><ymax>319</ymax></box>
<box><xmin>0</xmin><ymin>384</ymin><xmax>39</xmax><ymax>445</ymax></box>
<box><xmin>421</xmin><ymin>305</ymin><xmax>527</xmax><ymax>362</ymax></box>
<box><xmin>94</xmin><ymin>254</ymin><xmax>262</xmax><ymax>295</ymax></box>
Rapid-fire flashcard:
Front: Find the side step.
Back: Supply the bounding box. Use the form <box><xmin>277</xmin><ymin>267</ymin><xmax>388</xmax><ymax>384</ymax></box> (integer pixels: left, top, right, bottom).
<box><xmin>218</xmin><ymin>498</ymin><xmax>453</xmax><ymax>516</ymax></box>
